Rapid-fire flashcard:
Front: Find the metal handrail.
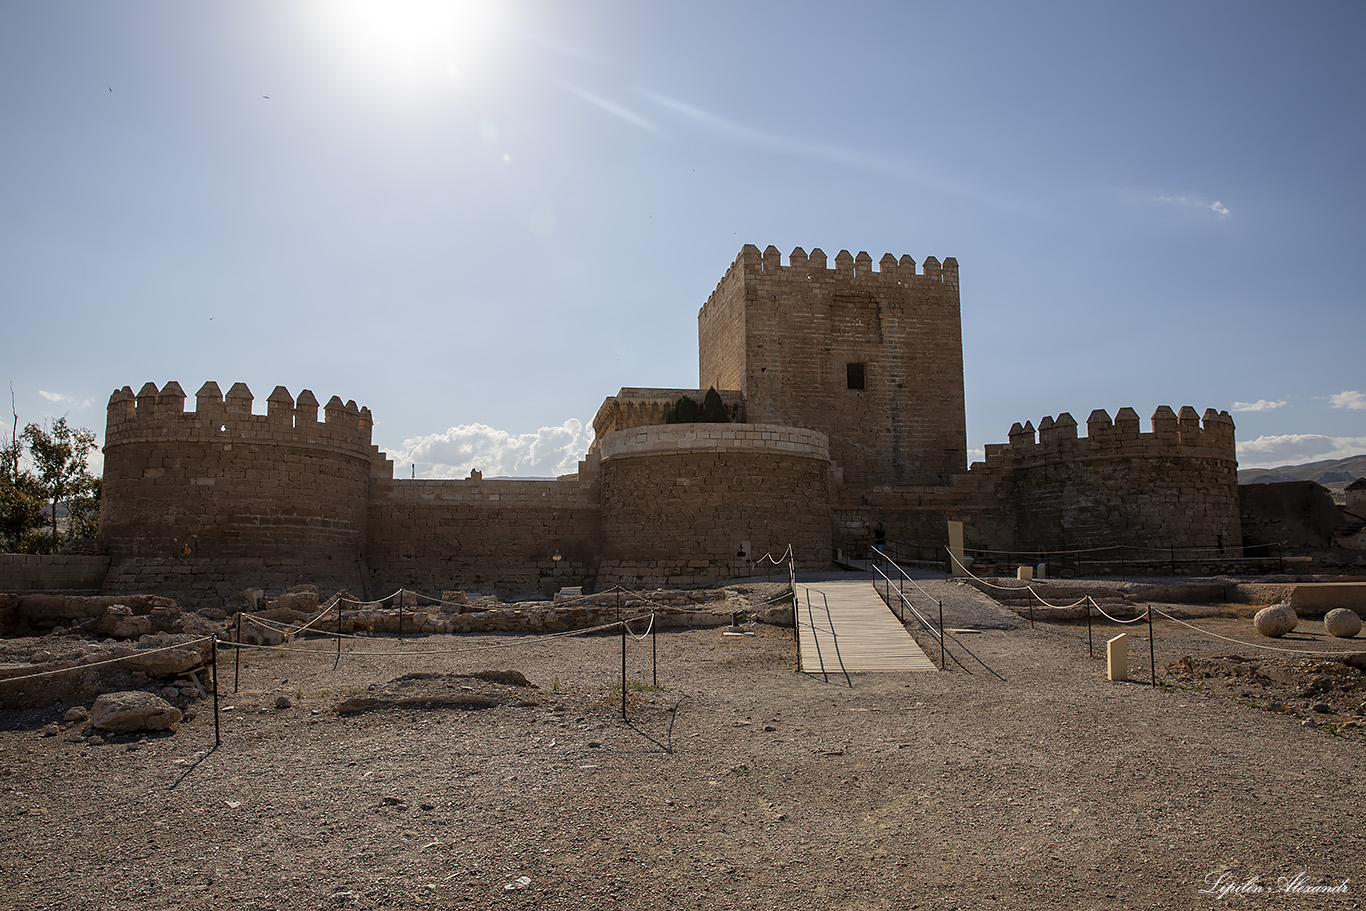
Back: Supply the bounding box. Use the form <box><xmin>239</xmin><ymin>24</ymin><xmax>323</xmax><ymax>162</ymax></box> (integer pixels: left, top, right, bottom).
<box><xmin>871</xmin><ymin>547</ymin><xmax>946</xmax><ymax>670</ymax></box>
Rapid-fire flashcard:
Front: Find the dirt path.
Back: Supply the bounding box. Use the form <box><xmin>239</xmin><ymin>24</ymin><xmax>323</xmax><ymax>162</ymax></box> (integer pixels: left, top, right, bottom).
<box><xmin>1</xmin><ymin>592</ymin><xmax>1362</xmax><ymax>910</ymax></box>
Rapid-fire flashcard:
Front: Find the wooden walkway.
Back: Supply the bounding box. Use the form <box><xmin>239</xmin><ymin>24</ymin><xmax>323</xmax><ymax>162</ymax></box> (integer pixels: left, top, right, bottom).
<box><xmin>795</xmin><ymin>580</ymin><xmax>937</xmax><ymax>676</ymax></box>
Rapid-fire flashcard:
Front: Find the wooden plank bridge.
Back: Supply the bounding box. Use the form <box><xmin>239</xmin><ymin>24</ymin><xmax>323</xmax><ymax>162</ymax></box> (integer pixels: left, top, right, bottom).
<box><xmin>795</xmin><ymin>579</ymin><xmax>937</xmax><ymax>676</ymax></box>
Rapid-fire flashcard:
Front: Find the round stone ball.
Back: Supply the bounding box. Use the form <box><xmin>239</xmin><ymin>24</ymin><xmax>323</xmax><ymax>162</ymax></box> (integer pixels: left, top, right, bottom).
<box><xmin>1254</xmin><ymin>603</ymin><xmax>1298</xmax><ymax>638</ymax></box>
<box><xmin>1324</xmin><ymin>608</ymin><xmax>1363</xmax><ymax>638</ymax></box>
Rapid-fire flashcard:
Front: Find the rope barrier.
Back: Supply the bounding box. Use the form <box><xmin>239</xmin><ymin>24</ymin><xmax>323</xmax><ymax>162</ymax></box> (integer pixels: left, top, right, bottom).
<box><xmin>946</xmin><ymin>548</ymin><xmax>1090</xmax><ymax>610</ymax></box>
<box><xmin>1089</xmin><ymin>597</ymin><xmax>1149</xmax><ymax>625</ymax></box>
<box><xmin>333</xmin><ymin>589</ymin><xmax>404</xmax><ymax>608</ymax></box>
<box><xmin>959</xmin><ymin>540</ymin><xmax>1290</xmax><ymax>559</ymax></box>
<box><xmin>623</xmin><ymin>614</ymin><xmax>655</xmax><ymax>641</ymax></box>
<box><xmin>752</xmin><ymin>544</ymin><xmax>793</xmax><ymax>567</ymax></box>
<box><xmin>0</xmin><ymin>636</ymin><xmax>215</xmax><ymax>684</ymax></box>
<box><xmin>1150</xmin><ymin>608</ymin><xmax>1364</xmax><ymax>657</ymax></box>
<box><xmin>284</xmin><ymin>596</ymin><xmax>342</xmax><ymax>638</ymax></box>
<box><xmin>217</xmin><ymin>615</ymin><xmax>651</xmax><ymax>658</ymax></box>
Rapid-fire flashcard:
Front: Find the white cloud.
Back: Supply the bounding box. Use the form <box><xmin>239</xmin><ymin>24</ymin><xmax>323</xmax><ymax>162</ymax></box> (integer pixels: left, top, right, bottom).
<box><xmin>1152</xmin><ymin>194</ymin><xmax>1230</xmax><ymax>218</ymax></box>
<box><xmin>1237</xmin><ymin>434</ymin><xmax>1366</xmax><ymax>469</ymax></box>
<box><xmin>1329</xmin><ymin>390</ymin><xmax>1366</xmax><ymax>410</ymax></box>
<box><xmin>386</xmin><ymin>419</ymin><xmax>594</xmax><ymax>479</ymax></box>
<box><xmin>1230</xmin><ymin>399</ymin><xmax>1286</xmax><ymax>412</ymax></box>
<box><xmin>36</xmin><ymin>390</ymin><xmax>94</xmax><ymax>410</ymax></box>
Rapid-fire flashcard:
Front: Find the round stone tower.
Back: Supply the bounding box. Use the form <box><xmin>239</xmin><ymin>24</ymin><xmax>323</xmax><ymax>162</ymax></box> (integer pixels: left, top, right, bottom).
<box><xmin>100</xmin><ymin>381</ymin><xmax>374</xmax><ymax>603</ymax></box>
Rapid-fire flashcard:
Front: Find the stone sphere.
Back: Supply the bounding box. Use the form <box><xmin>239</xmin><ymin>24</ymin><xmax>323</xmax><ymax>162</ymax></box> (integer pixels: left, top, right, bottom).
<box><xmin>1254</xmin><ymin>603</ymin><xmax>1298</xmax><ymax>638</ymax></box>
<box><xmin>1324</xmin><ymin>608</ymin><xmax>1363</xmax><ymax>638</ymax></box>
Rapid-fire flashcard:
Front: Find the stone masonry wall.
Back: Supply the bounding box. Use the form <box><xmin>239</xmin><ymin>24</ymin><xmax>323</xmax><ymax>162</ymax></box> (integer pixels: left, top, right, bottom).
<box><xmin>0</xmin><ymin>555</ymin><xmax>111</xmax><ymax>593</ymax></box>
<box><xmin>699</xmin><ymin>244</ymin><xmax>966</xmax><ymax>488</ymax></box>
<box><xmin>99</xmin><ymin>381</ymin><xmax>374</xmax><ymax>603</ymax></box>
<box><xmin>960</xmin><ymin>406</ymin><xmax>1242</xmax><ymax>555</ymax></box>
<box><xmin>832</xmin><ymin>406</ymin><xmax>1242</xmax><ymax>563</ymax></box>
<box><xmin>598</xmin><ymin>424</ymin><xmax>832</xmax><ymax>584</ymax></box>
<box><xmin>366</xmin><ymin>476</ymin><xmax>600</xmax><ymax>598</ymax></box>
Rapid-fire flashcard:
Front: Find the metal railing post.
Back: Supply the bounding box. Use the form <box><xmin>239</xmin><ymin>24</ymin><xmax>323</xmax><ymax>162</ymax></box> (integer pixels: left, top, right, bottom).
<box><xmin>938</xmin><ymin>599</ymin><xmax>945</xmax><ymax>670</ymax></box>
<box><xmin>211</xmin><ymin>636</ymin><xmax>221</xmax><ymax>747</ymax></box>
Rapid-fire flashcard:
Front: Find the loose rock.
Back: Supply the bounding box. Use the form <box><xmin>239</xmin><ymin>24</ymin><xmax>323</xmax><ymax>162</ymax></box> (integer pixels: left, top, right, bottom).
<box><xmin>1253</xmin><ymin>603</ymin><xmax>1297</xmax><ymax>638</ymax></box>
<box><xmin>89</xmin><ymin>691</ymin><xmax>183</xmax><ymax>734</ymax></box>
<box><xmin>1324</xmin><ymin>608</ymin><xmax>1362</xmax><ymax>638</ymax></box>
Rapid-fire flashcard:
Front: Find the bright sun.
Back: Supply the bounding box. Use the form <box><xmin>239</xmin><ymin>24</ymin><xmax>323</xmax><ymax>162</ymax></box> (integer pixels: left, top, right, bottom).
<box><xmin>319</xmin><ymin>0</ymin><xmax>500</xmax><ymax>87</ymax></box>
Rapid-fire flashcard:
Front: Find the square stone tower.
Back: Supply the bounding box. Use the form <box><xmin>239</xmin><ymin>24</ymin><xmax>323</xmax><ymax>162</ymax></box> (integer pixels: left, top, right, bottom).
<box><xmin>698</xmin><ymin>244</ymin><xmax>966</xmax><ymax>487</ymax></box>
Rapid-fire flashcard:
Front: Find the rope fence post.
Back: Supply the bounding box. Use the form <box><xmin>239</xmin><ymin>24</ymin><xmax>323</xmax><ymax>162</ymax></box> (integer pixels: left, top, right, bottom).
<box><xmin>334</xmin><ymin>598</ymin><xmax>342</xmax><ymax>670</ymax></box>
<box><xmin>651</xmin><ymin>612</ymin><xmax>658</xmax><ymax>688</ymax></box>
<box><xmin>1170</xmin><ymin>546</ymin><xmax>1176</xmax><ymax>577</ymax></box>
<box><xmin>210</xmin><ymin>636</ymin><xmax>221</xmax><ymax>747</ymax></box>
<box><xmin>620</xmin><ymin>618</ymin><xmax>627</xmax><ymax>721</ymax></box>
<box><xmin>938</xmin><ymin>599</ymin><xmax>945</xmax><ymax>671</ymax></box>
<box><xmin>1086</xmin><ymin>597</ymin><xmax>1093</xmax><ymax>659</ymax></box>
<box><xmin>233</xmin><ymin>612</ymin><xmax>242</xmax><ymax>694</ymax></box>
<box><xmin>397</xmin><ymin>589</ymin><xmax>403</xmax><ymax>639</ymax></box>
<box><xmin>1147</xmin><ymin>606</ymin><xmax>1156</xmax><ymax>687</ymax></box>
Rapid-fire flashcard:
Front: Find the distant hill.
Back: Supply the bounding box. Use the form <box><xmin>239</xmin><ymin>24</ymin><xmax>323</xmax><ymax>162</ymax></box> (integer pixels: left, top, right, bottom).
<box><xmin>1239</xmin><ymin>454</ymin><xmax>1366</xmax><ymax>503</ymax></box>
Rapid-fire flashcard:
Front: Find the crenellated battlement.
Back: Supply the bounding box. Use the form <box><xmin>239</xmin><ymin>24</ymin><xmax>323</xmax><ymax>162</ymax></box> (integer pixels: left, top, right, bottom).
<box><xmin>979</xmin><ymin>405</ymin><xmax>1237</xmax><ymax>470</ymax></box>
<box><xmin>105</xmin><ymin>381</ymin><xmax>374</xmax><ymax>454</ymax></box>
<box><xmin>702</xmin><ymin>244</ymin><xmax>958</xmax><ymax>316</ymax></box>
<box><xmin>92</xmin><ymin>242</ymin><xmax>1246</xmax><ymax>601</ymax></box>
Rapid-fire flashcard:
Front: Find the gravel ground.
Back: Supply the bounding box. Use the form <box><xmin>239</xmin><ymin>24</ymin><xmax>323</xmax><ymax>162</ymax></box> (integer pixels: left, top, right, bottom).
<box><xmin>1</xmin><ymin>578</ymin><xmax>1363</xmax><ymax>910</ymax></box>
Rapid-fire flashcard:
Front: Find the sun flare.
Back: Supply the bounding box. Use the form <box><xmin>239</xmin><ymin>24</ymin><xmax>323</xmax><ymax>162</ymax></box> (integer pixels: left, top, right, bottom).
<box><xmin>319</xmin><ymin>0</ymin><xmax>499</xmax><ymax>86</ymax></box>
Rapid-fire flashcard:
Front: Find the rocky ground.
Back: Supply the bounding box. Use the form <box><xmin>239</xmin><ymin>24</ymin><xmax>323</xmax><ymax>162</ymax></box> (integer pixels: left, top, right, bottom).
<box><xmin>0</xmin><ymin>577</ymin><xmax>1363</xmax><ymax>910</ymax></box>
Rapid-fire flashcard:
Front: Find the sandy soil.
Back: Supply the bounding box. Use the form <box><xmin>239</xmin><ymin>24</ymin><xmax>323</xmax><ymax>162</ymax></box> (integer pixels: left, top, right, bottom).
<box><xmin>1</xmin><ymin>578</ymin><xmax>1363</xmax><ymax>910</ymax></box>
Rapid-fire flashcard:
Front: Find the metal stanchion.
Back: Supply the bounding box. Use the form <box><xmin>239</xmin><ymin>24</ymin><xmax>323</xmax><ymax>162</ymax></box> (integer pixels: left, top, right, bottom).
<box><xmin>620</xmin><ymin>619</ymin><xmax>627</xmax><ymax>720</ymax></box>
<box><xmin>1086</xmin><ymin>598</ymin><xmax>1093</xmax><ymax>659</ymax></box>
<box><xmin>938</xmin><ymin>599</ymin><xmax>945</xmax><ymax>671</ymax></box>
<box><xmin>1147</xmin><ymin>606</ymin><xmax>1156</xmax><ymax>687</ymax></box>
<box><xmin>211</xmin><ymin>636</ymin><xmax>221</xmax><ymax>747</ymax></box>
<box><xmin>233</xmin><ymin>612</ymin><xmax>242</xmax><ymax>694</ymax></box>
<box><xmin>651</xmin><ymin>613</ymin><xmax>658</xmax><ymax>688</ymax></box>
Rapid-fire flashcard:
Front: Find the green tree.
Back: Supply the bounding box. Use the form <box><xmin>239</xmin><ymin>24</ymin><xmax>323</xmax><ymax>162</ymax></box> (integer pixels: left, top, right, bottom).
<box><xmin>0</xmin><ymin>433</ymin><xmax>43</xmax><ymax>552</ymax></box>
<box><xmin>665</xmin><ymin>388</ymin><xmax>730</xmax><ymax>425</ymax></box>
<box><xmin>21</xmin><ymin>418</ymin><xmax>99</xmax><ymax>552</ymax></box>
<box><xmin>665</xmin><ymin>394</ymin><xmax>701</xmax><ymax>424</ymax></box>
<box><xmin>700</xmin><ymin>386</ymin><xmax>729</xmax><ymax>423</ymax></box>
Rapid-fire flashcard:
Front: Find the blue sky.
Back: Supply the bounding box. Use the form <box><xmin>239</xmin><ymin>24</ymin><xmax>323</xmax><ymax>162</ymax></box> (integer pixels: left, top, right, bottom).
<box><xmin>3</xmin><ymin>1</ymin><xmax>1363</xmax><ymax>478</ymax></box>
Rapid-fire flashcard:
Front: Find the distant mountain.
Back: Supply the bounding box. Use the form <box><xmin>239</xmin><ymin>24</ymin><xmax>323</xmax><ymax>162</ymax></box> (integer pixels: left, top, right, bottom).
<box><xmin>1239</xmin><ymin>454</ymin><xmax>1366</xmax><ymax>502</ymax></box>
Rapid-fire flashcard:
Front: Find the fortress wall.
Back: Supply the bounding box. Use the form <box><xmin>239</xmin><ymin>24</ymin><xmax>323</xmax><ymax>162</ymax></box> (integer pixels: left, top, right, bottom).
<box><xmin>0</xmin><ymin>555</ymin><xmax>111</xmax><ymax>593</ymax></box>
<box><xmin>980</xmin><ymin>406</ymin><xmax>1242</xmax><ymax>552</ymax></box>
<box><xmin>699</xmin><ymin>244</ymin><xmax>965</xmax><ymax>487</ymax></box>
<box><xmin>836</xmin><ymin>407</ymin><xmax>1240</xmax><ymax>561</ymax></box>
<box><xmin>598</xmin><ymin>425</ymin><xmax>832</xmax><ymax>585</ymax></box>
<box><xmin>697</xmin><ymin>258</ymin><xmax>748</xmax><ymax>394</ymax></box>
<box><xmin>833</xmin><ymin>472</ymin><xmax>1003</xmax><ymax>563</ymax></box>
<box><xmin>99</xmin><ymin>382</ymin><xmax>373</xmax><ymax>603</ymax></box>
<box><xmin>365</xmin><ymin>477</ymin><xmax>600</xmax><ymax>598</ymax></box>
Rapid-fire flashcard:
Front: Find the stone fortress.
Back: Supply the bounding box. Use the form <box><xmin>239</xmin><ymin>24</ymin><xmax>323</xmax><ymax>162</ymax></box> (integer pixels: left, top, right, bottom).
<box><xmin>97</xmin><ymin>244</ymin><xmax>1242</xmax><ymax>605</ymax></box>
